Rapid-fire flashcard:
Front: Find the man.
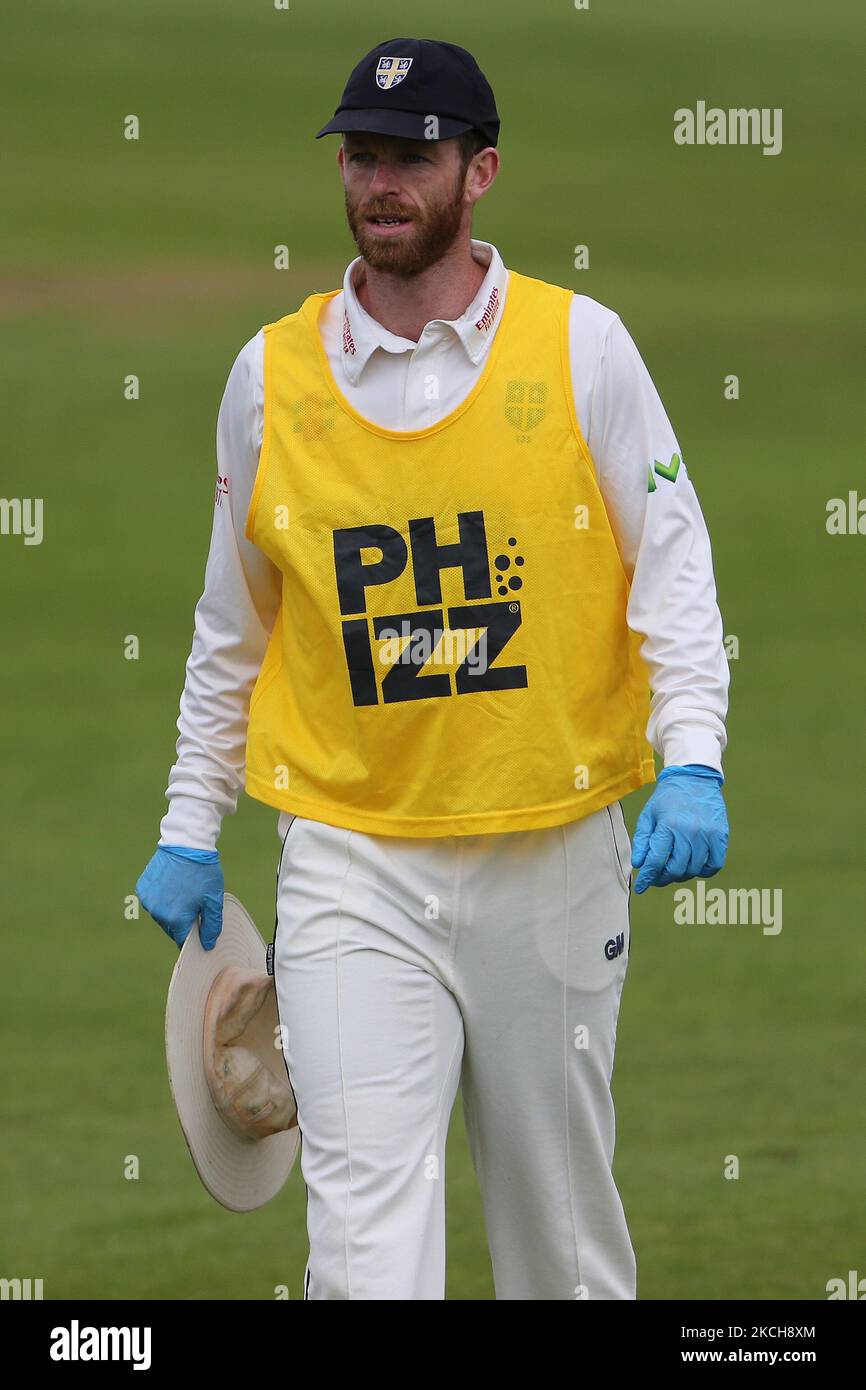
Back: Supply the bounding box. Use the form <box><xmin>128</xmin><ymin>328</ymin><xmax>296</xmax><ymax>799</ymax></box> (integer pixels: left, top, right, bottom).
<box><xmin>137</xmin><ymin>37</ymin><xmax>729</xmax><ymax>1300</ymax></box>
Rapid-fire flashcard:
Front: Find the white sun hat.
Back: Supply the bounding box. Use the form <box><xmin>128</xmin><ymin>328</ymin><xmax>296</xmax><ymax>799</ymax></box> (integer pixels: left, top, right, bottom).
<box><xmin>164</xmin><ymin>892</ymin><xmax>300</xmax><ymax>1212</ymax></box>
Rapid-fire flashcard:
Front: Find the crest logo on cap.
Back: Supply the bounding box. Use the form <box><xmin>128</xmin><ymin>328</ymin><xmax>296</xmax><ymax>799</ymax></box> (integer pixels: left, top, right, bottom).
<box><xmin>376</xmin><ymin>56</ymin><xmax>413</xmax><ymax>90</ymax></box>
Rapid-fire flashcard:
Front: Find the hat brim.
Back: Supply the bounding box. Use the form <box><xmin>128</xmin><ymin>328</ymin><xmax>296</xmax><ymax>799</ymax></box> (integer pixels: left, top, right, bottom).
<box><xmin>315</xmin><ymin>109</ymin><xmax>476</xmax><ymax>141</ymax></box>
<box><xmin>164</xmin><ymin>894</ymin><xmax>300</xmax><ymax>1213</ymax></box>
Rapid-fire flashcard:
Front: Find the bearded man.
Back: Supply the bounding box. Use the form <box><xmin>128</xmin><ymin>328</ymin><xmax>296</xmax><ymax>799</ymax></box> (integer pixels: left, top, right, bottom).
<box><xmin>137</xmin><ymin>37</ymin><xmax>729</xmax><ymax>1301</ymax></box>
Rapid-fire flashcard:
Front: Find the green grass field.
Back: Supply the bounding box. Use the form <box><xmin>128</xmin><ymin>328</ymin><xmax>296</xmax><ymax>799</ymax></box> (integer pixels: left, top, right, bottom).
<box><xmin>1</xmin><ymin>0</ymin><xmax>864</xmax><ymax>1299</ymax></box>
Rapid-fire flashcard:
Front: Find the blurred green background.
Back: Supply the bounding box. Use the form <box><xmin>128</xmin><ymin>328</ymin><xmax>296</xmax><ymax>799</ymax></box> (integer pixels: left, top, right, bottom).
<box><xmin>1</xmin><ymin>0</ymin><xmax>863</xmax><ymax>1300</ymax></box>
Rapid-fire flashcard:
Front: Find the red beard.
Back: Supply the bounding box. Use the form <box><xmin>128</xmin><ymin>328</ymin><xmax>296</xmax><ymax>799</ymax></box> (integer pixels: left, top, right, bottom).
<box><xmin>345</xmin><ymin>169</ymin><xmax>467</xmax><ymax>277</ymax></box>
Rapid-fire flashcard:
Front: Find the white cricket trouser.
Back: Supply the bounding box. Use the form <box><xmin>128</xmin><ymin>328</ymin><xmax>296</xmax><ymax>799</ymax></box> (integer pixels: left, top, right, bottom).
<box><xmin>272</xmin><ymin>802</ymin><xmax>636</xmax><ymax>1301</ymax></box>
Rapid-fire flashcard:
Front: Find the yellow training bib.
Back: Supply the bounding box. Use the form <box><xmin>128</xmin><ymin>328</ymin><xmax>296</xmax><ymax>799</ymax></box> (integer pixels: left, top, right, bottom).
<box><xmin>244</xmin><ymin>269</ymin><xmax>654</xmax><ymax>836</ymax></box>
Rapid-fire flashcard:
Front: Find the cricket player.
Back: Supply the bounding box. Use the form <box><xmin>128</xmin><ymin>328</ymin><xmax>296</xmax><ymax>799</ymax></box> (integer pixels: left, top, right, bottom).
<box><xmin>137</xmin><ymin>37</ymin><xmax>729</xmax><ymax>1300</ymax></box>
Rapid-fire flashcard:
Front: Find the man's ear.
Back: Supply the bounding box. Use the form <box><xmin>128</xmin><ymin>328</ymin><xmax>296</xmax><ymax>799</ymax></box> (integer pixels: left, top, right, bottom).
<box><xmin>464</xmin><ymin>147</ymin><xmax>500</xmax><ymax>206</ymax></box>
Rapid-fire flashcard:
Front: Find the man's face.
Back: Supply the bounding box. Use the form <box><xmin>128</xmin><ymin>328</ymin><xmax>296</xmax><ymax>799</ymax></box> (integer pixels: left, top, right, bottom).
<box><xmin>339</xmin><ymin>133</ymin><xmax>470</xmax><ymax>276</ymax></box>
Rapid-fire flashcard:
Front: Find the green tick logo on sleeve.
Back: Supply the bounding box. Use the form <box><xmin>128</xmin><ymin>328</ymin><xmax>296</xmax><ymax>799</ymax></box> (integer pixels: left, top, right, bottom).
<box><xmin>647</xmin><ymin>452</ymin><xmax>682</xmax><ymax>492</ymax></box>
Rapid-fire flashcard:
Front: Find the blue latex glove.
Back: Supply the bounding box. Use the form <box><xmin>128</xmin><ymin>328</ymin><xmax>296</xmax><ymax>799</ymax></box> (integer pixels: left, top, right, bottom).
<box><xmin>135</xmin><ymin>845</ymin><xmax>224</xmax><ymax>950</ymax></box>
<box><xmin>631</xmin><ymin>764</ymin><xmax>728</xmax><ymax>895</ymax></box>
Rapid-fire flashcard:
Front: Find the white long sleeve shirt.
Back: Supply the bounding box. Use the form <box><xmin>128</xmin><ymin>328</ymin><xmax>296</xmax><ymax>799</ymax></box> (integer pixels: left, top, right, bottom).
<box><xmin>159</xmin><ymin>240</ymin><xmax>729</xmax><ymax>850</ymax></box>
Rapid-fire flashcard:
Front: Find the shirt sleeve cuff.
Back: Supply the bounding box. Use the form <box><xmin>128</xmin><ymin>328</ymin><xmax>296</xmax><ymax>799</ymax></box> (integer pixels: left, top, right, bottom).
<box><xmin>662</xmin><ymin>725</ymin><xmax>725</xmax><ymax>775</ymax></box>
<box><xmin>158</xmin><ymin>796</ymin><xmax>224</xmax><ymax>852</ymax></box>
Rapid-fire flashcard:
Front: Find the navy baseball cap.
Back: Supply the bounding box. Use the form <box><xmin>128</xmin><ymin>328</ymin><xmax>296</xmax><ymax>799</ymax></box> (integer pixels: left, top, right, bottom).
<box><xmin>315</xmin><ymin>38</ymin><xmax>500</xmax><ymax>147</ymax></box>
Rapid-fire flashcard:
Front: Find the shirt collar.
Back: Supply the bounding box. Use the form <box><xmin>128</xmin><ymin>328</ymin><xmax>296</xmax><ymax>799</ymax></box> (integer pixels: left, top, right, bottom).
<box><xmin>338</xmin><ymin>240</ymin><xmax>508</xmax><ymax>386</ymax></box>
